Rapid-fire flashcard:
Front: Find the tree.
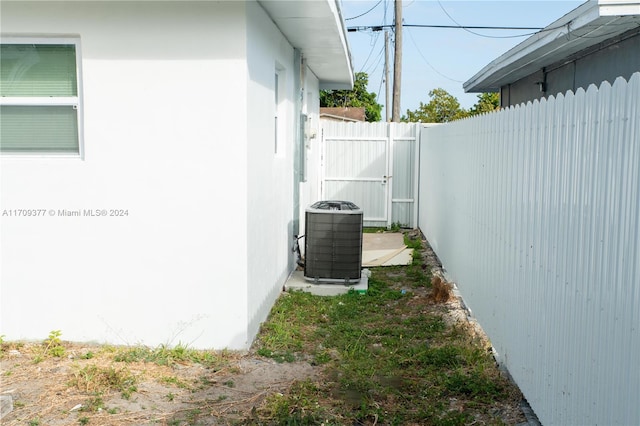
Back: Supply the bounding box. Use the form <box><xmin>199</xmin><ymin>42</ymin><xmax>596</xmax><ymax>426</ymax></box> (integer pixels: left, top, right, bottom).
<box><xmin>468</xmin><ymin>92</ymin><xmax>500</xmax><ymax>116</ymax></box>
<box><xmin>403</xmin><ymin>88</ymin><xmax>467</xmax><ymax>123</ymax></box>
<box><xmin>320</xmin><ymin>72</ymin><xmax>382</xmax><ymax>122</ymax></box>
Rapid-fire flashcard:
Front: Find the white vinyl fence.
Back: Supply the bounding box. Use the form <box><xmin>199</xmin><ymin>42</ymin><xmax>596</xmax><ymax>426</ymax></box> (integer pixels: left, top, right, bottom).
<box><xmin>419</xmin><ymin>73</ymin><xmax>640</xmax><ymax>425</ymax></box>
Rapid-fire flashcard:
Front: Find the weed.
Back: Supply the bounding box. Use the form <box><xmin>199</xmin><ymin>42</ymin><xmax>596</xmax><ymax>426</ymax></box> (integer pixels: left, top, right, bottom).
<box><xmin>69</xmin><ymin>364</ymin><xmax>137</xmax><ymax>400</ymax></box>
<box><xmin>444</xmin><ymin>368</ymin><xmax>507</xmax><ymax>402</ymax></box>
<box><xmin>28</xmin><ymin>419</ymin><xmax>40</xmax><ymax>426</ymax></box>
<box><xmin>429</xmin><ymin>275</ymin><xmax>454</xmax><ymax>303</ymax></box>
<box><xmin>404</xmin><ymin>233</ymin><xmax>423</xmax><ymax>250</ymax></box>
<box><xmin>32</xmin><ymin>330</ymin><xmax>66</xmax><ymax>362</ymax></box>
<box><xmin>185</xmin><ymin>408</ymin><xmax>202</xmax><ymax>423</ymax></box>
<box><xmin>166</xmin><ymin>392</ymin><xmax>175</xmax><ymax>401</ymax></box>
<box><xmin>80</xmin><ymin>394</ymin><xmax>105</xmax><ymax>412</ymax></box>
<box><xmin>363</xmin><ymin>227</ymin><xmax>387</xmax><ymax>233</ymax></box>
<box><xmin>257</xmin><ymin>380</ymin><xmax>329</xmax><ymax>425</ymax></box>
<box><xmin>160</xmin><ymin>375</ymin><xmax>190</xmax><ymax>389</ymax></box>
<box><xmin>312</xmin><ymin>349</ymin><xmax>332</xmax><ymax>365</ymax></box>
<box><xmin>113</xmin><ymin>344</ymin><xmax>230</xmax><ymax>369</ymax></box>
<box><xmin>223</xmin><ymin>380</ymin><xmax>235</xmax><ymax>388</ymax></box>
<box><xmin>106</xmin><ymin>407</ymin><xmax>118</xmax><ymax>414</ymax></box>
<box><xmin>78</xmin><ymin>416</ymin><xmax>90</xmax><ymax>425</ymax></box>
<box><xmin>43</xmin><ymin>330</ymin><xmax>66</xmax><ymax>358</ymax></box>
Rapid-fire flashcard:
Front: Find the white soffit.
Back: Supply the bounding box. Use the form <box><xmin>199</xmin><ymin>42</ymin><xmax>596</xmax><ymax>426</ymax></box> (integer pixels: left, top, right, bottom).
<box><xmin>259</xmin><ymin>0</ymin><xmax>354</xmax><ymax>90</ymax></box>
<box><xmin>464</xmin><ymin>0</ymin><xmax>640</xmax><ymax>93</ymax></box>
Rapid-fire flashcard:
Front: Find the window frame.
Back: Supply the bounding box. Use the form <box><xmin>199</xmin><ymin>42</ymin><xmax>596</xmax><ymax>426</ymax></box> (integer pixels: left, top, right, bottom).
<box><xmin>0</xmin><ymin>35</ymin><xmax>84</xmax><ymax>158</ymax></box>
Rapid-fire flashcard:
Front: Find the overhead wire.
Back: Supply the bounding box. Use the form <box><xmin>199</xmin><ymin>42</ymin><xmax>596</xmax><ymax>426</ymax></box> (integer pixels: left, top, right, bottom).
<box><xmin>358</xmin><ymin>30</ymin><xmax>382</xmax><ymax>73</ymax></box>
<box><xmin>363</xmin><ymin>43</ymin><xmax>385</xmax><ymax>75</ymax></box>
<box><xmin>406</xmin><ymin>28</ymin><xmax>464</xmax><ymax>83</ymax></box>
<box><xmin>435</xmin><ymin>0</ymin><xmax>543</xmax><ymax>39</ymax></box>
<box><xmin>345</xmin><ymin>0</ymin><xmax>383</xmax><ymax>21</ymax></box>
<box><xmin>348</xmin><ymin>24</ymin><xmax>543</xmax><ymax>32</ymax></box>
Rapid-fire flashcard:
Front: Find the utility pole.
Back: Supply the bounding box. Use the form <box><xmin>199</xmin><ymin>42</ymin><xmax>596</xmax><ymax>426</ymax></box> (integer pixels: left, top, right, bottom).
<box><xmin>392</xmin><ymin>0</ymin><xmax>402</xmax><ymax>122</ymax></box>
<box><xmin>384</xmin><ymin>30</ymin><xmax>390</xmax><ymax>122</ymax></box>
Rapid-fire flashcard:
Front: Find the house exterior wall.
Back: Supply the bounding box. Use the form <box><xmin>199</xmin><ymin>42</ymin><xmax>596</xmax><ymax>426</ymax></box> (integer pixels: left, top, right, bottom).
<box><xmin>500</xmin><ymin>28</ymin><xmax>640</xmax><ymax>107</ymax></box>
<box><xmin>0</xmin><ymin>1</ymin><xmax>253</xmax><ymax>349</ymax></box>
<box><xmin>245</xmin><ymin>1</ymin><xmax>297</xmax><ymax>344</ymax></box>
<box><xmin>298</xmin><ymin>71</ymin><xmax>321</xmax><ymax>246</ymax></box>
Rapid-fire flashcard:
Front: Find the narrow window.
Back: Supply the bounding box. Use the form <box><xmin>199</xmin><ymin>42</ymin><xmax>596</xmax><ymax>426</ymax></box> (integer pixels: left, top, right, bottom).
<box><xmin>0</xmin><ymin>38</ymin><xmax>82</xmax><ymax>155</ymax></box>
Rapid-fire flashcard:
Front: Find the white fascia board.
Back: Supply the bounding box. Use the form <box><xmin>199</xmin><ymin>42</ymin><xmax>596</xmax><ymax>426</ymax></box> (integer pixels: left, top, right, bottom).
<box><xmin>598</xmin><ymin>0</ymin><xmax>640</xmax><ymax>15</ymax></box>
<box><xmin>327</xmin><ymin>0</ymin><xmax>354</xmax><ymax>89</ymax></box>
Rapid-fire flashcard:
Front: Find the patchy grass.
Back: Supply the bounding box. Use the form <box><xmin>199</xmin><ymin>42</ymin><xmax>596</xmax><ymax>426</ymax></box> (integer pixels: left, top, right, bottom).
<box><xmin>68</xmin><ymin>364</ymin><xmax>138</xmax><ymax>400</ymax></box>
<box><xmin>112</xmin><ymin>343</ymin><xmax>231</xmax><ymax>369</ymax></box>
<box><xmin>251</xmin><ymin>231</ymin><xmax>523</xmax><ymax>425</ymax></box>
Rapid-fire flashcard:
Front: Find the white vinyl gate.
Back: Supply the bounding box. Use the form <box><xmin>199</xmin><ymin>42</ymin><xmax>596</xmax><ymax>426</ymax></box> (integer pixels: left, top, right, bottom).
<box><xmin>320</xmin><ymin>121</ymin><xmax>420</xmax><ymax>228</ymax></box>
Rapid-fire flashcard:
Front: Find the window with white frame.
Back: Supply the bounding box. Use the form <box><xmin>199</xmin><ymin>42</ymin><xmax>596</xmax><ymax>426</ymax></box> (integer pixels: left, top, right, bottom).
<box><xmin>0</xmin><ymin>38</ymin><xmax>82</xmax><ymax>154</ymax></box>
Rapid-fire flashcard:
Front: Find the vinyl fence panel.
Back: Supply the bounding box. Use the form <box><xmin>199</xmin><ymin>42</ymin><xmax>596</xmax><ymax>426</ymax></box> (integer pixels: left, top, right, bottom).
<box><xmin>321</xmin><ymin>121</ymin><xmax>420</xmax><ymax>228</ymax></box>
<box><xmin>419</xmin><ymin>73</ymin><xmax>640</xmax><ymax>426</ymax></box>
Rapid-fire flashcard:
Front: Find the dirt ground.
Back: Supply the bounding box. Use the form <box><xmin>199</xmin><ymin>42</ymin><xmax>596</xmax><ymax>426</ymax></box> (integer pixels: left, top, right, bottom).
<box><xmin>1</xmin><ymin>234</ymin><xmax>527</xmax><ymax>425</ymax></box>
<box><xmin>1</xmin><ymin>345</ymin><xmax>319</xmax><ymax>425</ymax></box>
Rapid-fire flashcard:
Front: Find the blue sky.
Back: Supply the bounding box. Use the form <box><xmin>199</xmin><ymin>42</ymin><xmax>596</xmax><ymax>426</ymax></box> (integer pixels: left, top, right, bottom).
<box><xmin>340</xmin><ymin>0</ymin><xmax>585</xmax><ymax>115</ymax></box>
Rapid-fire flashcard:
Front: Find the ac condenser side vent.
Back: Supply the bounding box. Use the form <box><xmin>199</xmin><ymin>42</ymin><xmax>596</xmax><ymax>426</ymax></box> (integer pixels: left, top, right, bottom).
<box><xmin>304</xmin><ymin>200</ymin><xmax>363</xmax><ymax>283</ymax></box>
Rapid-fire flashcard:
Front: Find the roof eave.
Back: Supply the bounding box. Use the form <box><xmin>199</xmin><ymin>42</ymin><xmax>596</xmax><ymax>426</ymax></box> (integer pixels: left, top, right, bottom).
<box><xmin>258</xmin><ymin>0</ymin><xmax>354</xmax><ymax>90</ymax></box>
<box><xmin>464</xmin><ymin>0</ymin><xmax>640</xmax><ymax>93</ymax></box>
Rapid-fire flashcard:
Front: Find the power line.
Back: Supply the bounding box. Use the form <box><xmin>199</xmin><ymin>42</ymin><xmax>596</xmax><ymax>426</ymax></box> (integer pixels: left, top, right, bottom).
<box><xmin>435</xmin><ymin>0</ymin><xmax>542</xmax><ymax>39</ymax></box>
<box><xmin>347</xmin><ymin>23</ymin><xmax>543</xmax><ymax>33</ymax></box>
<box><xmin>359</xmin><ymin>31</ymin><xmax>382</xmax><ymax>73</ymax></box>
<box><xmin>406</xmin><ymin>28</ymin><xmax>464</xmax><ymax>83</ymax></box>
<box><xmin>363</xmin><ymin>44</ymin><xmax>385</xmax><ymax>76</ymax></box>
<box><xmin>345</xmin><ymin>0</ymin><xmax>383</xmax><ymax>21</ymax></box>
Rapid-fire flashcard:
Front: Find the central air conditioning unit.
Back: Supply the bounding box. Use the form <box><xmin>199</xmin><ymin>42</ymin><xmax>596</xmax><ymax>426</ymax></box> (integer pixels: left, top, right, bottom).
<box><xmin>304</xmin><ymin>200</ymin><xmax>363</xmax><ymax>283</ymax></box>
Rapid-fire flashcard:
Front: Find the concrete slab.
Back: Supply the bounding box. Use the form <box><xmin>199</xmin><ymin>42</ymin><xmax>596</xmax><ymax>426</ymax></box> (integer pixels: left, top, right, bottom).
<box><xmin>285</xmin><ymin>270</ymin><xmax>369</xmax><ymax>296</ymax></box>
<box><xmin>363</xmin><ymin>232</ymin><xmax>405</xmax><ymax>250</ymax></box>
<box><xmin>362</xmin><ymin>232</ymin><xmax>412</xmax><ymax>267</ymax></box>
<box><xmin>362</xmin><ymin>248</ymin><xmax>413</xmax><ymax>267</ymax></box>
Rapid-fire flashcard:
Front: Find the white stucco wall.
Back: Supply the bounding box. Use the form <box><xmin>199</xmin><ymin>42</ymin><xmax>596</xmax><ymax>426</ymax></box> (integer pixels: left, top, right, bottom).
<box><xmin>298</xmin><ymin>70</ymin><xmax>321</xmax><ymax>243</ymax></box>
<box><xmin>242</xmin><ymin>3</ymin><xmax>326</xmax><ymax>342</ymax></box>
<box><xmin>0</xmin><ymin>1</ymin><xmax>252</xmax><ymax>349</ymax></box>
<box><xmin>245</xmin><ymin>2</ymin><xmax>296</xmax><ymax>342</ymax></box>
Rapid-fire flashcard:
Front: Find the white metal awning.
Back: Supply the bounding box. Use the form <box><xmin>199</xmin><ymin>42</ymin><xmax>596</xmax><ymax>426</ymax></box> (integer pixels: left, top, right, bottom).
<box><xmin>464</xmin><ymin>0</ymin><xmax>640</xmax><ymax>93</ymax></box>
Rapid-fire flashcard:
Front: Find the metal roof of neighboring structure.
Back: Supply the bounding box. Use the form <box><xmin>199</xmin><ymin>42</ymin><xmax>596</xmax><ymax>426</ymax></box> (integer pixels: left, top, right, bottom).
<box><xmin>464</xmin><ymin>0</ymin><xmax>640</xmax><ymax>93</ymax></box>
<box><xmin>259</xmin><ymin>0</ymin><xmax>354</xmax><ymax>90</ymax></box>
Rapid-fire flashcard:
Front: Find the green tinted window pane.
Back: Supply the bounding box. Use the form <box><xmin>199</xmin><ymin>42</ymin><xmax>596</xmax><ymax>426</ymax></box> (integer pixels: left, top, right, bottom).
<box><xmin>0</xmin><ymin>44</ymin><xmax>77</xmax><ymax>97</ymax></box>
<box><xmin>0</xmin><ymin>105</ymin><xmax>79</xmax><ymax>152</ymax></box>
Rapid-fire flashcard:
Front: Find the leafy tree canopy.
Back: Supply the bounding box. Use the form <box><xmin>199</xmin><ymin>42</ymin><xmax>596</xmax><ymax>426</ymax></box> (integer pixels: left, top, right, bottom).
<box><xmin>403</xmin><ymin>89</ymin><xmax>500</xmax><ymax>123</ymax></box>
<box><xmin>320</xmin><ymin>72</ymin><xmax>382</xmax><ymax>122</ymax></box>
<box><xmin>469</xmin><ymin>92</ymin><xmax>500</xmax><ymax>116</ymax></box>
<box><xmin>403</xmin><ymin>88</ymin><xmax>467</xmax><ymax>123</ymax></box>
